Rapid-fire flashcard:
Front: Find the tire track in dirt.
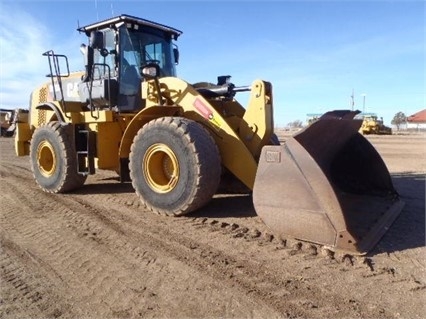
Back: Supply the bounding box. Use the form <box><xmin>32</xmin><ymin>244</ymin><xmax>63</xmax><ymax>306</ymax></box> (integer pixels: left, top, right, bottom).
<box><xmin>1</xmin><ymin>160</ymin><xmax>342</xmax><ymax>318</ymax></box>
<box><xmin>1</xmin><ymin>158</ymin><xmax>390</xmax><ymax>318</ymax></box>
<box><xmin>0</xmin><ymin>162</ymin><xmax>32</xmax><ymax>181</ymax></box>
<box><xmin>58</xmin><ymin>188</ymin><xmax>392</xmax><ymax>319</ymax></box>
<box><xmin>1</xmin><ymin>169</ymin><xmax>283</xmax><ymax>318</ymax></box>
<box><xmin>0</xmin><ymin>230</ymin><xmax>74</xmax><ymax>319</ymax></box>
<box><xmin>73</xmin><ymin>184</ymin><xmax>426</xmax><ymax>319</ymax></box>
<box><xmin>0</xmin><ymin>183</ymin><xmax>143</xmax><ymax>317</ymax></box>
<box><xmin>2</xmin><ymin>137</ymin><xmax>425</xmax><ymax>318</ymax></box>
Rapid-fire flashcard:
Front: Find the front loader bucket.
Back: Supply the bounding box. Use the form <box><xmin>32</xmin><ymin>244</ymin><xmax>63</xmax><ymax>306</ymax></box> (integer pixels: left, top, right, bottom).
<box><xmin>253</xmin><ymin>111</ymin><xmax>404</xmax><ymax>254</ymax></box>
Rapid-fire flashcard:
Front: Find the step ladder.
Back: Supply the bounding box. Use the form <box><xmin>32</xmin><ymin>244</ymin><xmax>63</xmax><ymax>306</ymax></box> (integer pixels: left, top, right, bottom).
<box><xmin>76</xmin><ymin>128</ymin><xmax>96</xmax><ymax>175</ymax></box>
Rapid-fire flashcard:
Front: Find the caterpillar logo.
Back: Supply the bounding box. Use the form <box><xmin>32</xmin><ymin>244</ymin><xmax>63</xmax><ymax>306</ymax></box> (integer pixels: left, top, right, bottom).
<box><xmin>47</xmin><ymin>80</ymin><xmax>80</xmax><ymax>102</ymax></box>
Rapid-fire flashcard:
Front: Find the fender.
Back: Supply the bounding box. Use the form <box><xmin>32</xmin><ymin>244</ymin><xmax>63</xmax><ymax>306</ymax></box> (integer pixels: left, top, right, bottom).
<box><xmin>155</xmin><ymin>77</ymin><xmax>261</xmax><ymax>189</ymax></box>
<box><xmin>36</xmin><ymin>102</ymin><xmax>66</xmax><ymax>123</ymax></box>
<box><xmin>16</xmin><ymin>102</ymin><xmax>66</xmax><ymax>156</ymax></box>
<box><xmin>117</xmin><ymin>105</ymin><xmax>183</xmax><ymax>182</ymax></box>
<box><xmin>118</xmin><ymin>105</ymin><xmax>183</xmax><ymax>160</ymax></box>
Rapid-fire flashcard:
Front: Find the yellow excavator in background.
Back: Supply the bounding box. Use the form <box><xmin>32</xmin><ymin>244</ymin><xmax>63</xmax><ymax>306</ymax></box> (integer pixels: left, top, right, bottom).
<box><xmin>15</xmin><ymin>14</ymin><xmax>403</xmax><ymax>254</ymax></box>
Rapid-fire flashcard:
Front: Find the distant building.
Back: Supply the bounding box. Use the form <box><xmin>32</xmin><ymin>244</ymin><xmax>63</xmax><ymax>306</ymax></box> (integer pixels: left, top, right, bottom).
<box><xmin>407</xmin><ymin>109</ymin><xmax>426</xmax><ymax>131</ymax></box>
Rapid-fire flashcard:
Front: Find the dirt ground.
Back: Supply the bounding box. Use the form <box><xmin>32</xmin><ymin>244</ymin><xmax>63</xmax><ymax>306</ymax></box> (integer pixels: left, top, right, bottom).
<box><xmin>0</xmin><ymin>132</ymin><xmax>425</xmax><ymax>319</ymax></box>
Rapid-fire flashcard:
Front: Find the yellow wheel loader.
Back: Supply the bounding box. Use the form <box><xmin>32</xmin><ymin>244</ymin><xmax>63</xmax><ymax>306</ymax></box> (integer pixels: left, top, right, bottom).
<box><xmin>15</xmin><ymin>14</ymin><xmax>404</xmax><ymax>254</ymax></box>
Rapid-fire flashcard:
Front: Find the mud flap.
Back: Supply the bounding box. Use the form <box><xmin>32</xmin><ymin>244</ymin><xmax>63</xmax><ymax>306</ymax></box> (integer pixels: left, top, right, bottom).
<box><xmin>253</xmin><ymin>111</ymin><xmax>404</xmax><ymax>254</ymax></box>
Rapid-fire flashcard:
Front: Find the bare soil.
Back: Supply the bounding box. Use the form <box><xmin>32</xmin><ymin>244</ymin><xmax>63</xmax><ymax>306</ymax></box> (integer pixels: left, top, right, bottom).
<box><xmin>0</xmin><ymin>133</ymin><xmax>425</xmax><ymax>319</ymax></box>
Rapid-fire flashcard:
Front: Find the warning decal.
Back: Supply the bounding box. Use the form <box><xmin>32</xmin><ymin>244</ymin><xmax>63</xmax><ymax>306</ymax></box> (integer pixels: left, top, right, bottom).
<box><xmin>193</xmin><ymin>98</ymin><xmax>222</xmax><ymax>129</ymax></box>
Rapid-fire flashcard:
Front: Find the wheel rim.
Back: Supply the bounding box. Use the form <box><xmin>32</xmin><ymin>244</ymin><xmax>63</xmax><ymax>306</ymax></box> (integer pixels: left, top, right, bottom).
<box><xmin>37</xmin><ymin>140</ymin><xmax>56</xmax><ymax>177</ymax></box>
<box><xmin>143</xmin><ymin>143</ymin><xmax>179</xmax><ymax>193</ymax></box>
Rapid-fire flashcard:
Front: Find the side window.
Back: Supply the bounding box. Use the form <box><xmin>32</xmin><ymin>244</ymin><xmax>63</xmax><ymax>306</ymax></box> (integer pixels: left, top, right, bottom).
<box><xmin>119</xmin><ymin>29</ymin><xmax>141</xmax><ymax>96</ymax></box>
<box><xmin>93</xmin><ymin>29</ymin><xmax>116</xmax><ymax>79</ymax></box>
<box><xmin>103</xmin><ymin>29</ymin><xmax>116</xmax><ymax>76</ymax></box>
<box><xmin>144</xmin><ymin>42</ymin><xmax>163</xmax><ymax>68</ymax></box>
<box><xmin>122</xmin><ymin>50</ymin><xmax>140</xmax><ymax>68</ymax></box>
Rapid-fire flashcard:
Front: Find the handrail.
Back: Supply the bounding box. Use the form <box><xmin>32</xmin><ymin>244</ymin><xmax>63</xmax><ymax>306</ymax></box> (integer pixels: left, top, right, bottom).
<box><xmin>42</xmin><ymin>50</ymin><xmax>71</xmax><ymax>118</ymax></box>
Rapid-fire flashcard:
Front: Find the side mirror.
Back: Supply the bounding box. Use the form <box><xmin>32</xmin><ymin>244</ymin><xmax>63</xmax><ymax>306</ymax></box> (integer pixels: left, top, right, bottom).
<box><xmin>90</xmin><ymin>31</ymin><xmax>104</xmax><ymax>49</ymax></box>
<box><xmin>100</xmin><ymin>48</ymin><xmax>109</xmax><ymax>57</ymax></box>
<box><xmin>141</xmin><ymin>63</ymin><xmax>160</xmax><ymax>79</ymax></box>
<box><xmin>173</xmin><ymin>47</ymin><xmax>179</xmax><ymax>65</ymax></box>
<box><xmin>80</xmin><ymin>43</ymin><xmax>87</xmax><ymax>55</ymax></box>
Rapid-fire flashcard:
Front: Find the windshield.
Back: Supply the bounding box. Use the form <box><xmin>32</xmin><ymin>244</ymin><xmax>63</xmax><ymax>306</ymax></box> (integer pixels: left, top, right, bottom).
<box><xmin>119</xmin><ymin>25</ymin><xmax>177</xmax><ymax>77</ymax></box>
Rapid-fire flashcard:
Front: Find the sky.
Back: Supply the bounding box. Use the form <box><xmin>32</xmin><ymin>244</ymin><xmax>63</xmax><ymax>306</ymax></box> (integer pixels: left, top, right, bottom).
<box><xmin>0</xmin><ymin>0</ymin><xmax>424</xmax><ymax>127</ymax></box>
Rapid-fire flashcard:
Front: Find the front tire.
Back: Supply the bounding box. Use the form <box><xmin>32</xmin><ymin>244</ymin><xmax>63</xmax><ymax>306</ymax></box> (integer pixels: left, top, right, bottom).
<box><xmin>30</xmin><ymin>122</ymin><xmax>86</xmax><ymax>193</ymax></box>
<box><xmin>129</xmin><ymin>117</ymin><xmax>221</xmax><ymax>216</ymax></box>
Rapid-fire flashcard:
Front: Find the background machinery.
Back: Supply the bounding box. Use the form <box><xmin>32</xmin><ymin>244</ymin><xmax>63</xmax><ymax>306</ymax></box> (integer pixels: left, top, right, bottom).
<box><xmin>1</xmin><ymin>108</ymin><xmax>28</xmax><ymax>137</ymax></box>
<box><xmin>15</xmin><ymin>14</ymin><xmax>403</xmax><ymax>254</ymax></box>
<box><xmin>358</xmin><ymin>113</ymin><xmax>392</xmax><ymax>135</ymax></box>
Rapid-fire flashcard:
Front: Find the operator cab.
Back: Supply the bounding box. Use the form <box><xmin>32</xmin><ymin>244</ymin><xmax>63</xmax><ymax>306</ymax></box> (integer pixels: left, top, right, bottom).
<box><xmin>77</xmin><ymin>14</ymin><xmax>182</xmax><ymax>112</ymax></box>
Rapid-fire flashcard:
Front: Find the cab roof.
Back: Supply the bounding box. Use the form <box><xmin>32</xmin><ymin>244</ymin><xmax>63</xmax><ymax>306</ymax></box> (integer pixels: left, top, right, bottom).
<box><xmin>77</xmin><ymin>14</ymin><xmax>182</xmax><ymax>39</ymax></box>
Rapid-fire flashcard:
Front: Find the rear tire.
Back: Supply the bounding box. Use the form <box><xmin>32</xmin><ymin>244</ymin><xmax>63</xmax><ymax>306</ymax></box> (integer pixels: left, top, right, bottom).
<box><xmin>30</xmin><ymin>122</ymin><xmax>87</xmax><ymax>193</ymax></box>
<box><xmin>129</xmin><ymin>117</ymin><xmax>221</xmax><ymax>216</ymax></box>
